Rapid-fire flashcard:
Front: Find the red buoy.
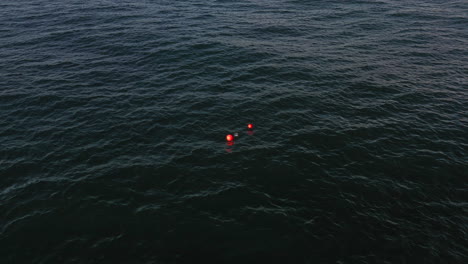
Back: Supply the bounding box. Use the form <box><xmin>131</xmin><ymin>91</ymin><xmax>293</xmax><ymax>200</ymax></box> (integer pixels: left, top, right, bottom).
<box><xmin>247</xmin><ymin>123</ymin><xmax>253</xmax><ymax>129</ymax></box>
<box><xmin>226</xmin><ymin>134</ymin><xmax>234</xmax><ymax>141</ymax></box>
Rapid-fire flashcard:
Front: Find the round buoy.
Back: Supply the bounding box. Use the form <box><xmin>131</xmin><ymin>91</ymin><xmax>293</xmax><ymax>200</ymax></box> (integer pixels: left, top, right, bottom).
<box><xmin>247</xmin><ymin>123</ymin><xmax>253</xmax><ymax>129</ymax></box>
<box><xmin>226</xmin><ymin>134</ymin><xmax>234</xmax><ymax>141</ymax></box>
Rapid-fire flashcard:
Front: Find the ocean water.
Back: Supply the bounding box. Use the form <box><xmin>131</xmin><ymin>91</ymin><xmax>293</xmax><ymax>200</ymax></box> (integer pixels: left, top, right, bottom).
<box><xmin>1</xmin><ymin>0</ymin><xmax>467</xmax><ymax>263</ymax></box>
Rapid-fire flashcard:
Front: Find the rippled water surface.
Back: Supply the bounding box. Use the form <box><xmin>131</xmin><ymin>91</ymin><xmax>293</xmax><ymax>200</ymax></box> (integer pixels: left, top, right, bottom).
<box><xmin>1</xmin><ymin>0</ymin><xmax>467</xmax><ymax>263</ymax></box>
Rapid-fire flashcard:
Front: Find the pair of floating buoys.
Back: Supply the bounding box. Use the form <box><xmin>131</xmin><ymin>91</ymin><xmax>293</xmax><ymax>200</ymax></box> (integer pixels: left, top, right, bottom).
<box><xmin>226</xmin><ymin>124</ymin><xmax>254</xmax><ymax>142</ymax></box>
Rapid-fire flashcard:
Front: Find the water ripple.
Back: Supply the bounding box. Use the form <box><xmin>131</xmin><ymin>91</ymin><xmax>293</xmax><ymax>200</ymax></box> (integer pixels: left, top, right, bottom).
<box><xmin>1</xmin><ymin>0</ymin><xmax>467</xmax><ymax>263</ymax></box>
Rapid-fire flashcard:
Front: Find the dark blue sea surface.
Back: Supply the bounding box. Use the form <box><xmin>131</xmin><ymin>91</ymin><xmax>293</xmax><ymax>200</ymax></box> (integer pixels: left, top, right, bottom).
<box><xmin>1</xmin><ymin>0</ymin><xmax>467</xmax><ymax>263</ymax></box>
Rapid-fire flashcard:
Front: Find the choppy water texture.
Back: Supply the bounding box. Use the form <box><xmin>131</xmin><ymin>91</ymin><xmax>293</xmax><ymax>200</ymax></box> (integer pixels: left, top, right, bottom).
<box><xmin>1</xmin><ymin>0</ymin><xmax>467</xmax><ymax>263</ymax></box>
